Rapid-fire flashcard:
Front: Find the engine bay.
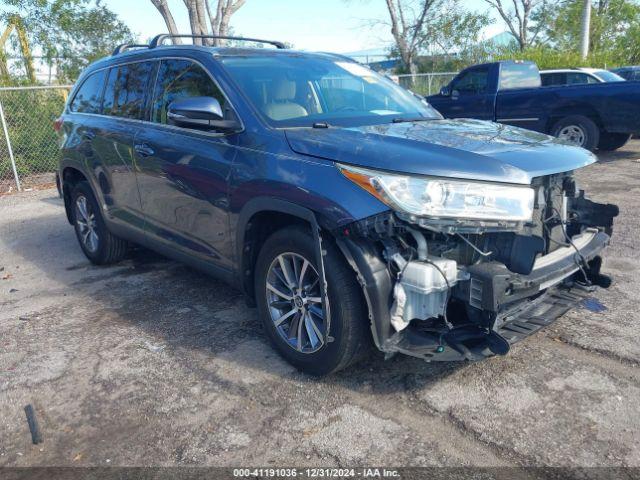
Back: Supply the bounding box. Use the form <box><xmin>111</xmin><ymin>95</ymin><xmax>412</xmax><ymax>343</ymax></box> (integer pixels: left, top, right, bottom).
<box><xmin>336</xmin><ymin>172</ymin><xmax>619</xmax><ymax>361</ymax></box>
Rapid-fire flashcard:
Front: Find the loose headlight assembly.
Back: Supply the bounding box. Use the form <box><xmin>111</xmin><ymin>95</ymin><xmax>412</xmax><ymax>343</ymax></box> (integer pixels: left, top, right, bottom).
<box><xmin>338</xmin><ymin>163</ymin><xmax>534</xmax><ymax>224</ymax></box>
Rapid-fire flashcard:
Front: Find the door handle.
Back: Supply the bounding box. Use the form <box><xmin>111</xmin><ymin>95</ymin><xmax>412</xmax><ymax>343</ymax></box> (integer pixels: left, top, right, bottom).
<box><xmin>134</xmin><ymin>143</ymin><xmax>155</xmax><ymax>157</ymax></box>
<box><xmin>82</xmin><ymin>131</ymin><xmax>96</xmax><ymax>140</ymax></box>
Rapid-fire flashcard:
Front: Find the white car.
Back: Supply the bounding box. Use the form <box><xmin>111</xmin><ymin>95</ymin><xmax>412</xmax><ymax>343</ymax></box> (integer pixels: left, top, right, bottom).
<box><xmin>540</xmin><ymin>68</ymin><xmax>625</xmax><ymax>86</ymax></box>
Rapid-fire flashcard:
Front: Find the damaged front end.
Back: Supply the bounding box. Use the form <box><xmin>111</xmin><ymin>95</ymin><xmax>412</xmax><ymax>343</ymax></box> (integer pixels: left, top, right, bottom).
<box><xmin>336</xmin><ymin>169</ymin><xmax>618</xmax><ymax>362</ymax></box>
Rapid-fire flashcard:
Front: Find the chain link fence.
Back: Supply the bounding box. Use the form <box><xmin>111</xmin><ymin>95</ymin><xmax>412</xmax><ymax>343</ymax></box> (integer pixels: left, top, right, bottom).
<box><xmin>0</xmin><ymin>85</ymin><xmax>72</xmax><ymax>194</ymax></box>
<box><xmin>396</xmin><ymin>72</ymin><xmax>458</xmax><ymax>96</ymax></box>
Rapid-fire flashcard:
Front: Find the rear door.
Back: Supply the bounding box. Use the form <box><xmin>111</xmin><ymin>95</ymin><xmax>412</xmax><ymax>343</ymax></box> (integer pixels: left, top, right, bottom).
<box><xmin>92</xmin><ymin>60</ymin><xmax>155</xmax><ymax>232</ymax></box>
<box><xmin>66</xmin><ymin>68</ymin><xmax>108</xmax><ymax>176</ymax></box>
<box><xmin>134</xmin><ymin>58</ymin><xmax>239</xmax><ymax>270</ymax></box>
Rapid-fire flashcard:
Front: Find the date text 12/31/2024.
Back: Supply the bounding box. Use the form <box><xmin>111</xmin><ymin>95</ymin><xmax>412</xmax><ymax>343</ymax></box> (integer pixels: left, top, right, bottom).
<box><xmin>233</xmin><ymin>468</ymin><xmax>401</xmax><ymax>478</ymax></box>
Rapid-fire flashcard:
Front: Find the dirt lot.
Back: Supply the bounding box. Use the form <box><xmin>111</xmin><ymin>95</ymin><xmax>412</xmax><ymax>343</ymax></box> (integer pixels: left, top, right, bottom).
<box><xmin>1</xmin><ymin>142</ymin><xmax>639</xmax><ymax>470</ymax></box>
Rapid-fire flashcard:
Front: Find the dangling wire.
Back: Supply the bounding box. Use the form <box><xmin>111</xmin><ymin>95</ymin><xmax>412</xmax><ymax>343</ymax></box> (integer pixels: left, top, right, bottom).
<box><xmin>543</xmin><ymin>207</ymin><xmax>592</xmax><ymax>286</ymax></box>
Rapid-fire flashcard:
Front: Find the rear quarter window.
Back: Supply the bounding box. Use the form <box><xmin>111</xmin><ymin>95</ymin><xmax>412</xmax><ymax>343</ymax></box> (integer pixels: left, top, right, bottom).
<box><xmin>499</xmin><ymin>62</ymin><xmax>541</xmax><ymax>90</ymax></box>
<box><xmin>69</xmin><ymin>70</ymin><xmax>107</xmax><ymax>113</ymax></box>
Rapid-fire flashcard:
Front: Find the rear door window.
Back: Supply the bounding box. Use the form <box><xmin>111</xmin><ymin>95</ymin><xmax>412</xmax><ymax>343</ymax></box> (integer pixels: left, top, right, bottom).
<box><xmin>103</xmin><ymin>61</ymin><xmax>155</xmax><ymax>119</ymax></box>
<box><xmin>150</xmin><ymin>59</ymin><xmax>229</xmax><ymax>124</ymax></box>
<box><xmin>69</xmin><ymin>70</ymin><xmax>107</xmax><ymax>113</ymax></box>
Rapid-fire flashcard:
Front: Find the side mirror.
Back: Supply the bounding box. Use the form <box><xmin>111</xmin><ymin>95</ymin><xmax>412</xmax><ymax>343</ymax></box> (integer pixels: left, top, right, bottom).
<box><xmin>451</xmin><ymin>89</ymin><xmax>460</xmax><ymax>100</ymax></box>
<box><xmin>168</xmin><ymin>97</ymin><xmax>240</xmax><ymax>131</ymax></box>
<box><xmin>439</xmin><ymin>86</ymin><xmax>450</xmax><ymax>96</ymax></box>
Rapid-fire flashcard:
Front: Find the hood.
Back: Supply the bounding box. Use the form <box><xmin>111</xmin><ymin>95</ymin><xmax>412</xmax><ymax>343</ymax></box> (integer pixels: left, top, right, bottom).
<box><xmin>284</xmin><ymin>119</ymin><xmax>596</xmax><ymax>185</ymax></box>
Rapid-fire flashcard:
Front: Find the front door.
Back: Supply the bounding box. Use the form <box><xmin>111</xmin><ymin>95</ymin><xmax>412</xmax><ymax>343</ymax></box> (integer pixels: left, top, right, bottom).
<box><xmin>134</xmin><ymin>58</ymin><xmax>239</xmax><ymax>270</ymax></box>
<box><xmin>436</xmin><ymin>66</ymin><xmax>493</xmax><ymax>120</ymax></box>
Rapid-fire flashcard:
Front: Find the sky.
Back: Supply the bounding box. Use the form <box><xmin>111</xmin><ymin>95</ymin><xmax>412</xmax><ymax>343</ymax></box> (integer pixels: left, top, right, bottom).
<box><xmin>106</xmin><ymin>0</ymin><xmax>505</xmax><ymax>55</ymax></box>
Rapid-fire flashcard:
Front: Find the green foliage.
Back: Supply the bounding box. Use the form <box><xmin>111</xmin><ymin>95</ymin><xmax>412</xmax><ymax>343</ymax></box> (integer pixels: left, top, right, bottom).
<box><xmin>391</xmin><ymin>0</ymin><xmax>492</xmax><ymax>74</ymax></box>
<box><xmin>0</xmin><ymin>0</ymin><xmax>135</xmax><ymax>84</ymax></box>
<box><xmin>491</xmin><ymin>44</ymin><xmax>625</xmax><ymax>69</ymax></box>
<box><xmin>526</xmin><ymin>0</ymin><xmax>640</xmax><ymax>66</ymax></box>
<box><xmin>0</xmin><ymin>88</ymin><xmax>68</xmax><ymax>181</ymax></box>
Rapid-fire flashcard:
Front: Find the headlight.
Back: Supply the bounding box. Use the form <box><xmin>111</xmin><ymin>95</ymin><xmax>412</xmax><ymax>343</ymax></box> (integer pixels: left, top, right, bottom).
<box><xmin>338</xmin><ymin>163</ymin><xmax>534</xmax><ymax>222</ymax></box>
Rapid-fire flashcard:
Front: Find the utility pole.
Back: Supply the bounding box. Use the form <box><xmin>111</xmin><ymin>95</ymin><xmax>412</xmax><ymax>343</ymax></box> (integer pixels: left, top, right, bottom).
<box><xmin>580</xmin><ymin>0</ymin><xmax>591</xmax><ymax>59</ymax></box>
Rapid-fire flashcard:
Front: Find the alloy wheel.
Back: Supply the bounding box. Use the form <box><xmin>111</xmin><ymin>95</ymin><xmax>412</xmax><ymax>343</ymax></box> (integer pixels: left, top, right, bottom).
<box><xmin>75</xmin><ymin>195</ymin><xmax>99</xmax><ymax>253</ymax></box>
<box><xmin>265</xmin><ymin>252</ymin><xmax>325</xmax><ymax>354</ymax></box>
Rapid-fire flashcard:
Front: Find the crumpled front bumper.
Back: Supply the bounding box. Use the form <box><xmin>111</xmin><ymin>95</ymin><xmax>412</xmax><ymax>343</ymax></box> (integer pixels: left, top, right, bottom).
<box><xmin>337</xmin><ymin>228</ymin><xmax>611</xmax><ymax>362</ymax></box>
<box><xmin>454</xmin><ymin>228</ymin><xmax>610</xmax><ymax>313</ymax></box>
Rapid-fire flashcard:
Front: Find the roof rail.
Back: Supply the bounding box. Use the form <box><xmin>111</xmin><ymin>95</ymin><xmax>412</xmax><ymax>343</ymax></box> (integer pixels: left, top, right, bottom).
<box><xmin>112</xmin><ymin>43</ymin><xmax>151</xmax><ymax>56</ymax></box>
<box><xmin>149</xmin><ymin>34</ymin><xmax>286</xmax><ymax>50</ymax></box>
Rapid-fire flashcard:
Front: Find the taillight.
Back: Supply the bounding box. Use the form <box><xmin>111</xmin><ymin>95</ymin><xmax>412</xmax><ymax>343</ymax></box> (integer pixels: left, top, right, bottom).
<box><xmin>53</xmin><ymin>116</ymin><xmax>63</xmax><ymax>133</ymax></box>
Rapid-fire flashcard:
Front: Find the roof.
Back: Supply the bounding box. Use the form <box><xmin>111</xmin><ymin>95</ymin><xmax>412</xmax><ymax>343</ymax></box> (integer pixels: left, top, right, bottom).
<box><xmin>86</xmin><ymin>44</ymin><xmax>350</xmax><ymax>72</ymax></box>
<box><xmin>540</xmin><ymin>68</ymin><xmax>605</xmax><ymax>74</ymax></box>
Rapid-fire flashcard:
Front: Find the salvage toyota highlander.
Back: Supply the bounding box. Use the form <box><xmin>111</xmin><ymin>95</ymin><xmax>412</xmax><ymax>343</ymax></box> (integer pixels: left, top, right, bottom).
<box><xmin>56</xmin><ymin>34</ymin><xmax>618</xmax><ymax>375</ymax></box>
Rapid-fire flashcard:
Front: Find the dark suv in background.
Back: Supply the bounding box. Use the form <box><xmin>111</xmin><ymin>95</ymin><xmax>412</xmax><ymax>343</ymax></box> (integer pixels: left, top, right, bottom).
<box><xmin>57</xmin><ymin>34</ymin><xmax>617</xmax><ymax>375</ymax></box>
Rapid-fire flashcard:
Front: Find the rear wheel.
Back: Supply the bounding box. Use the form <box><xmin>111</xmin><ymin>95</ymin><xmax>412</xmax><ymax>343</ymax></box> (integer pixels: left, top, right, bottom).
<box><xmin>254</xmin><ymin>226</ymin><xmax>367</xmax><ymax>375</ymax></box>
<box><xmin>71</xmin><ymin>181</ymin><xmax>128</xmax><ymax>265</ymax></box>
<box><xmin>597</xmin><ymin>132</ymin><xmax>631</xmax><ymax>151</ymax></box>
<box><xmin>551</xmin><ymin>115</ymin><xmax>599</xmax><ymax>151</ymax></box>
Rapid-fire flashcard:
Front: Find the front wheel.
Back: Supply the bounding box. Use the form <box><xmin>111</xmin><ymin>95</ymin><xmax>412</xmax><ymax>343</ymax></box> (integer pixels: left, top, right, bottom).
<box><xmin>551</xmin><ymin>115</ymin><xmax>599</xmax><ymax>151</ymax></box>
<box><xmin>254</xmin><ymin>226</ymin><xmax>368</xmax><ymax>375</ymax></box>
<box><xmin>597</xmin><ymin>132</ymin><xmax>631</xmax><ymax>151</ymax></box>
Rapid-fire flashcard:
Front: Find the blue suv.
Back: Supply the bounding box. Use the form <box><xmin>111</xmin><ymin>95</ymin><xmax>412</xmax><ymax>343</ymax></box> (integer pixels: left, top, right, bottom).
<box><xmin>57</xmin><ymin>35</ymin><xmax>617</xmax><ymax>375</ymax></box>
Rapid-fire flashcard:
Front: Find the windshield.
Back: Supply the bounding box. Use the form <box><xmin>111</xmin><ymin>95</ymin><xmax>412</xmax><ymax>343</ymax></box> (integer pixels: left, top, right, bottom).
<box><xmin>592</xmin><ymin>70</ymin><xmax>626</xmax><ymax>82</ymax></box>
<box><xmin>219</xmin><ymin>54</ymin><xmax>441</xmax><ymax>127</ymax></box>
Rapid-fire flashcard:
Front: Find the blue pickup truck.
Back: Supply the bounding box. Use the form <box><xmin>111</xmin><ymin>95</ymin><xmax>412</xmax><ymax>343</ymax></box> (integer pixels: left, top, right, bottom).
<box><xmin>427</xmin><ymin>60</ymin><xmax>640</xmax><ymax>151</ymax></box>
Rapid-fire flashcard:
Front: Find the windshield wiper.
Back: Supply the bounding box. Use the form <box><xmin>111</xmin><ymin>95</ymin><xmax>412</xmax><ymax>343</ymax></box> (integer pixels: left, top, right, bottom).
<box><xmin>391</xmin><ymin>117</ymin><xmax>436</xmax><ymax>123</ymax></box>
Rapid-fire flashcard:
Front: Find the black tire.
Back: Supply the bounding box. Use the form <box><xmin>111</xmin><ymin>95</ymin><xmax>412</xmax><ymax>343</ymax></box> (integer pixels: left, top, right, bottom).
<box><xmin>71</xmin><ymin>181</ymin><xmax>128</xmax><ymax>265</ymax></box>
<box><xmin>551</xmin><ymin>115</ymin><xmax>600</xmax><ymax>151</ymax></box>
<box><xmin>254</xmin><ymin>225</ymin><xmax>368</xmax><ymax>375</ymax></box>
<box><xmin>597</xmin><ymin>132</ymin><xmax>631</xmax><ymax>151</ymax></box>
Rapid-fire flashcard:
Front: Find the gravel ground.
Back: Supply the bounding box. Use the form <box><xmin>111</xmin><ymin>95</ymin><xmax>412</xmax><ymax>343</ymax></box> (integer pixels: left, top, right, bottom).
<box><xmin>1</xmin><ymin>141</ymin><xmax>639</xmax><ymax>470</ymax></box>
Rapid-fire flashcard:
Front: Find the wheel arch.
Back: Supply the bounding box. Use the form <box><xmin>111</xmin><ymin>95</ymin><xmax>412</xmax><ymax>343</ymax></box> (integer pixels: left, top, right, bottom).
<box><xmin>61</xmin><ymin>166</ymin><xmax>89</xmax><ymax>224</ymax></box>
<box><xmin>236</xmin><ymin>197</ymin><xmax>327</xmax><ymax>302</ymax></box>
<box><xmin>546</xmin><ymin>104</ymin><xmax>604</xmax><ymax>134</ymax></box>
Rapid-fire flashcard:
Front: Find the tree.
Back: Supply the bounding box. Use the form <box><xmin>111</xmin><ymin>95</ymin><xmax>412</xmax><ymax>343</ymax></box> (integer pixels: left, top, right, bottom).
<box><xmin>151</xmin><ymin>0</ymin><xmax>247</xmax><ymax>46</ymax></box>
<box><xmin>0</xmin><ymin>0</ymin><xmax>134</xmax><ymax>83</ymax></box>
<box><xmin>421</xmin><ymin>2</ymin><xmax>492</xmax><ymax>62</ymax></box>
<box><xmin>0</xmin><ymin>14</ymin><xmax>35</xmax><ymax>83</ymax></box>
<box><xmin>384</xmin><ymin>0</ymin><xmax>435</xmax><ymax>75</ymax></box>
<box><xmin>53</xmin><ymin>3</ymin><xmax>136</xmax><ymax>81</ymax></box>
<box><xmin>482</xmin><ymin>0</ymin><xmax>552</xmax><ymax>50</ymax></box>
<box><xmin>381</xmin><ymin>0</ymin><xmax>490</xmax><ymax>73</ymax></box>
<box><xmin>543</xmin><ymin>0</ymin><xmax>640</xmax><ymax>56</ymax></box>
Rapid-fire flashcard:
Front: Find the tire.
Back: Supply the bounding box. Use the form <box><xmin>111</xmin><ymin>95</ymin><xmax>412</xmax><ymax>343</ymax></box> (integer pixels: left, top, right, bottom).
<box><xmin>551</xmin><ymin>115</ymin><xmax>600</xmax><ymax>151</ymax></box>
<box><xmin>71</xmin><ymin>181</ymin><xmax>128</xmax><ymax>265</ymax></box>
<box><xmin>597</xmin><ymin>132</ymin><xmax>631</xmax><ymax>151</ymax></box>
<box><xmin>254</xmin><ymin>225</ymin><xmax>368</xmax><ymax>375</ymax></box>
